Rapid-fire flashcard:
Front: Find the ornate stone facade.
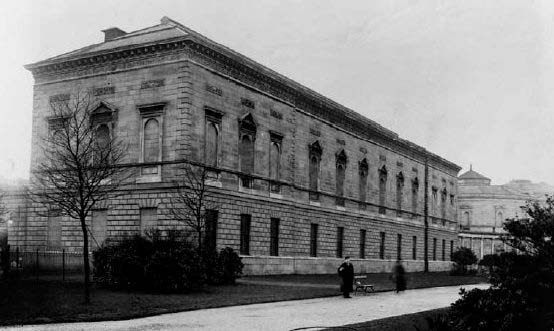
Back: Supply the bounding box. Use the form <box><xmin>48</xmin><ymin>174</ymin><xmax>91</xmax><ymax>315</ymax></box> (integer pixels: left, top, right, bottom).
<box><xmin>13</xmin><ymin>17</ymin><xmax>461</xmax><ymax>274</ymax></box>
<box><xmin>458</xmin><ymin>166</ymin><xmax>553</xmax><ymax>259</ymax></box>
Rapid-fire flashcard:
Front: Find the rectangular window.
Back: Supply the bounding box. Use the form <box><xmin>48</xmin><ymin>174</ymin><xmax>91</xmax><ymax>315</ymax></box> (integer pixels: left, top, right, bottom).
<box><xmin>397</xmin><ymin>234</ymin><xmax>402</xmax><ymax>260</ymax></box>
<box><xmin>91</xmin><ymin>210</ymin><xmax>107</xmax><ymax>248</ymax></box>
<box><xmin>433</xmin><ymin>238</ymin><xmax>437</xmax><ymax>261</ymax></box>
<box><xmin>336</xmin><ymin>226</ymin><xmax>344</xmax><ymax>258</ymax></box>
<box><xmin>47</xmin><ymin>212</ymin><xmax>62</xmax><ymax>250</ymax></box>
<box><xmin>442</xmin><ymin>239</ymin><xmax>446</xmax><ymax>261</ymax></box>
<box><xmin>240</xmin><ymin>214</ymin><xmax>251</xmax><ymax>255</ymax></box>
<box><xmin>412</xmin><ymin>236</ymin><xmax>417</xmax><ymax>260</ymax></box>
<box><xmin>204</xmin><ymin>209</ymin><xmax>218</xmax><ymax>252</ymax></box>
<box><xmin>450</xmin><ymin>240</ymin><xmax>454</xmax><ymax>260</ymax></box>
<box><xmin>139</xmin><ymin>208</ymin><xmax>157</xmax><ymax>235</ymax></box>
<box><xmin>270</xmin><ymin>218</ymin><xmax>280</xmax><ymax>256</ymax></box>
<box><xmin>310</xmin><ymin>223</ymin><xmax>318</xmax><ymax>257</ymax></box>
<box><xmin>379</xmin><ymin>232</ymin><xmax>386</xmax><ymax>259</ymax></box>
<box><xmin>359</xmin><ymin>229</ymin><xmax>366</xmax><ymax>259</ymax></box>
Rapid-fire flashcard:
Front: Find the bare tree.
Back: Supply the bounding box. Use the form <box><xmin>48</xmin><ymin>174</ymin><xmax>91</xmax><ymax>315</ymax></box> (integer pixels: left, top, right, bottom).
<box><xmin>0</xmin><ymin>191</ymin><xmax>9</xmax><ymax>246</ymax></box>
<box><xmin>31</xmin><ymin>90</ymin><xmax>130</xmax><ymax>303</ymax></box>
<box><xmin>0</xmin><ymin>191</ymin><xmax>8</xmax><ymax>224</ymax></box>
<box><xmin>167</xmin><ymin>163</ymin><xmax>217</xmax><ymax>256</ymax></box>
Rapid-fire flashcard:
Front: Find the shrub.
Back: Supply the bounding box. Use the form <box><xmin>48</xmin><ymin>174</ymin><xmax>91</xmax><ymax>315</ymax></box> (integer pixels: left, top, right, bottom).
<box><xmin>450</xmin><ymin>247</ymin><xmax>477</xmax><ymax>275</ymax></box>
<box><xmin>217</xmin><ymin>247</ymin><xmax>244</xmax><ymax>284</ymax></box>
<box><xmin>93</xmin><ymin>230</ymin><xmax>243</xmax><ymax>292</ymax></box>
<box><xmin>424</xmin><ymin>197</ymin><xmax>554</xmax><ymax>331</ymax></box>
<box><xmin>203</xmin><ymin>247</ymin><xmax>243</xmax><ymax>285</ymax></box>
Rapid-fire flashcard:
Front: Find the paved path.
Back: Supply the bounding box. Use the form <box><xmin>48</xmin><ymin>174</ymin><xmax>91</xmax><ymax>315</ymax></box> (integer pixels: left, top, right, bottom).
<box><xmin>2</xmin><ymin>284</ymin><xmax>487</xmax><ymax>331</ymax></box>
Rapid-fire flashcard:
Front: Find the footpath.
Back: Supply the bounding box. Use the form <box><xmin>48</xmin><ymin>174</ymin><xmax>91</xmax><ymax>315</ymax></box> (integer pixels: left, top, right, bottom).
<box><xmin>1</xmin><ymin>283</ymin><xmax>487</xmax><ymax>331</ymax></box>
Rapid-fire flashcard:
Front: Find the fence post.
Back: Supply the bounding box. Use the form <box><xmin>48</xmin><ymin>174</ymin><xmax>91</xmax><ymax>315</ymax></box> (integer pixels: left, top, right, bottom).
<box><xmin>15</xmin><ymin>246</ymin><xmax>19</xmax><ymax>277</ymax></box>
<box><xmin>62</xmin><ymin>249</ymin><xmax>65</xmax><ymax>282</ymax></box>
<box><xmin>35</xmin><ymin>248</ymin><xmax>39</xmax><ymax>283</ymax></box>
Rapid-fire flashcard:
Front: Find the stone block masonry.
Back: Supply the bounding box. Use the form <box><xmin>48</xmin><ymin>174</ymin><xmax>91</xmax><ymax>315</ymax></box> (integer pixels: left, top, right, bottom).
<box><xmin>18</xmin><ymin>17</ymin><xmax>461</xmax><ymax>275</ymax></box>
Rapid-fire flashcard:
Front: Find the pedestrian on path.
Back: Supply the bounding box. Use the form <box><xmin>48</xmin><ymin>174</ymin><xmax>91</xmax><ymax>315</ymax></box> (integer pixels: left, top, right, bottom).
<box><xmin>392</xmin><ymin>259</ymin><xmax>406</xmax><ymax>293</ymax></box>
<box><xmin>338</xmin><ymin>256</ymin><xmax>354</xmax><ymax>298</ymax></box>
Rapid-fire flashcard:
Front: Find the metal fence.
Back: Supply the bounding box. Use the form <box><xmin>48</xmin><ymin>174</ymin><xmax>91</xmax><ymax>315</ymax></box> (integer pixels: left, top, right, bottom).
<box><xmin>1</xmin><ymin>246</ymin><xmax>86</xmax><ymax>281</ymax></box>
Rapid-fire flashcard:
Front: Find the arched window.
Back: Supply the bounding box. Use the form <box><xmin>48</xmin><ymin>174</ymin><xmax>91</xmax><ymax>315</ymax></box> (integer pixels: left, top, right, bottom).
<box><xmin>238</xmin><ymin>113</ymin><xmax>257</xmax><ymax>188</ymax></box>
<box><xmin>335</xmin><ymin>150</ymin><xmax>347</xmax><ymax>206</ymax></box>
<box><xmin>206</xmin><ymin>122</ymin><xmax>219</xmax><ymax>167</ymax></box>
<box><xmin>431</xmin><ymin>187</ymin><xmax>438</xmax><ymax>215</ymax></box>
<box><xmin>461</xmin><ymin>211</ymin><xmax>470</xmax><ymax>230</ymax></box>
<box><xmin>396</xmin><ymin>172</ymin><xmax>404</xmax><ymax>216</ymax></box>
<box><xmin>309</xmin><ymin>141</ymin><xmax>322</xmax><ymax>201</ymax></box>
<box><xmin>138</xmin><ymin>103</ymin><xmax>165</xmax><ymax>180</ymax></box>
<box><xmin>143</xmin><ymin>118</ymin><xmax>160</xmax><ymax>163</ymax></box>
<box><xmin>358</xmin><ymin>159</ymin><xmax>369</xmax><ymax>209</ymax></box>
<box><xmin>497</xmin><ymin>211</ymin><xmax>504</xmax><ymax>229</ymax></box>
<box><xmin>441</xmin><ymin>188</ymin><xmax>447</xmax><ymax>219</ymax></box>
<box><xmin>94</xmin><ymin>124</ymin><xmax>110</xmax><ymax>164</ymax></box>
<box><xmin>411</xmin><ymin>177</ymin><xmax>419</xmax><ymax>216</ymax></box>
<box><xmin>205</xmin><ymin>107</ymin><xmax>223</xmax><ymax>168</ymax></box>
<box><xmin>269</xmin><ymin>132</ymin><xmax>282</xmax><ymax>193</ymax></box>
<box><xmin>239</xmin><ymin>135</ymin><xmax>254</xmax><ymax>174</ymax></box>
<box><xmin>270</xmin><ymin>142</ymin><xmax>280</xmax><ymax>180</ymax></box>
<box><xmin>378</xmin><ymin>165</ymin><xmax>388</xmax><ymax>214</ymax></box>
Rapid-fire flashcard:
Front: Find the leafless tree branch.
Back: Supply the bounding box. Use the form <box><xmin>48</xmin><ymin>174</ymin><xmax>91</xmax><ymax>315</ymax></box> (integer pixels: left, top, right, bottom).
<box><xmin>29</xmin><ymin>89</ymin><xmax>131</xmax><ymax>303</ymax></box>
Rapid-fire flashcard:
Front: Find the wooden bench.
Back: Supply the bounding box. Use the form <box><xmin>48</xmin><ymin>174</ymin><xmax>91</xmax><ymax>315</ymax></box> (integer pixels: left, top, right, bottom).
<box><xmin>353</xmin><ymin>275</ymin><xmax>374</xmax><ymax>295</ymax></box>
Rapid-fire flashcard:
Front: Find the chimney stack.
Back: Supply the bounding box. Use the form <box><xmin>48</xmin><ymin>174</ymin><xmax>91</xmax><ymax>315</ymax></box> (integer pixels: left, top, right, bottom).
<box><xmin>102</xmin><ymin>27</ymin><xmax>127</xmax><ymax>42</ymax></box>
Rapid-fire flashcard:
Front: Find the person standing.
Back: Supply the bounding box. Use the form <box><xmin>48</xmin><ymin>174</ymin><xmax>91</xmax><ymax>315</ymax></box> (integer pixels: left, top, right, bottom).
<box><xmin>338</xmin><ymin>256</ymin><xmax>354</xmax><ymax>298</ymax></box>
<box><xmin>392</xmin><ymin>259</ymin><xmax>406</xmax><ymax>293</ymax></box>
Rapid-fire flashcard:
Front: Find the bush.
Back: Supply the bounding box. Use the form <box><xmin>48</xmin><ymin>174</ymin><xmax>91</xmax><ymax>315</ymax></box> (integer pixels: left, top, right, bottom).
<box><xmin>425</xmin><ymin>197</ymin><xmax>554</xmax><ymax>331</ymax></box>
<box><xmin>450</xmin><ymin>247</ymin><xmax>477</xmax><ymax>275</ymax></box>
<box><xmin>217</xmin><ymin>247</ymin><xmax>244</xmax><ymax>284</ymax></box>
<box><xmin>202</xmin><ymin>247</ymin><xmax>243</xmax><ymax>285</ymax></box>
<box><xmin>93</xmin><ymin>230</ymin><xmax>243</xmax><ymax>292</ymax></box>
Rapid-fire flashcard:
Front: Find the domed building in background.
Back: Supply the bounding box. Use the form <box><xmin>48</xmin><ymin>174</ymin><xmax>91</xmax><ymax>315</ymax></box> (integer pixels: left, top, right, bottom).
<box><xmin>457</xmin><ymin>166</ymin><xmax>553</xmax><ymax>259</ymax></box>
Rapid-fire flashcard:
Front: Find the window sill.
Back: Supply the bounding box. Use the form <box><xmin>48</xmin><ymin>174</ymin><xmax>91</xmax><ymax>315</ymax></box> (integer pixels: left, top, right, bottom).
<box><xmin>336</xmin><ymin>206</ymin><xmax>345</xmax><ymax>211</ymax></box>
<box><xmin>270</xmin><ymin>192</ymin><xmax>283</xmax><ymax>199</ymax></box>
<box><xmin>136</xmin><ymin>174</ymin><xmax>161</xmax><ymax>183</ymax></box>
<box><xmin>205</xmin><ymin>179</ymin><xmax>222</xmax><ymax>187</ymax></box>
<box><xmin>309</xmin><ymin>201</ymin><xmax>321</xmax><ymax>207</ymax></box>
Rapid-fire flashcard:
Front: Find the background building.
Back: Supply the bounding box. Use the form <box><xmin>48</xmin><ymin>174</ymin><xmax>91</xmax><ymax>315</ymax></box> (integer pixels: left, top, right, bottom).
<box><xmin>458</xmin><ymin>166</ymin><xmax>553</xmax><ymax>259</ymax></box>
<box><xmin>12</xmin><ymin>17</ymin><xmax>461</xmax><ymax>274</ymax></box>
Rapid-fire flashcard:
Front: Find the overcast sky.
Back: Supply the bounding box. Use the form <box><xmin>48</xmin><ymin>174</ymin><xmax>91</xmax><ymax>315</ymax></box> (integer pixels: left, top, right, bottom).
<box><xmin>1</xmin><ymin>0</ymin><xmax>553</xmax><ymax>185</ymax></box>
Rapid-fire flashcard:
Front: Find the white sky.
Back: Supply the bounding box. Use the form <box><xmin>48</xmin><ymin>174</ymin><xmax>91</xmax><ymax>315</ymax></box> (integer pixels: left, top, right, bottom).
<box><xmin>1</xmin><ymin>0</ymin><xmax>553</xmax><ymax>185</ymax></box>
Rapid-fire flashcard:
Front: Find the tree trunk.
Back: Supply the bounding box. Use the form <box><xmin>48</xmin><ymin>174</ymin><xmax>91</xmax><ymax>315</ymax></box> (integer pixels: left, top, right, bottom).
<box><xmin>80</xmin><ymin>218</ymin><xmax>91</xmax><ymax>304</ymax></box>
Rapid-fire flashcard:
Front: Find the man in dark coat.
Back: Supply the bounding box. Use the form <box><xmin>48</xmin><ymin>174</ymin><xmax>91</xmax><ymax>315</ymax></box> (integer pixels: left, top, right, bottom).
<box><xmin>338</xmin><ymin>256</ymin><xmax>354</xmax><ymax>298</ymax></box>
<box><xmin>392</xmin><ymin>259</ymin><xmax>406</xmax><ymax>293</ymax></box>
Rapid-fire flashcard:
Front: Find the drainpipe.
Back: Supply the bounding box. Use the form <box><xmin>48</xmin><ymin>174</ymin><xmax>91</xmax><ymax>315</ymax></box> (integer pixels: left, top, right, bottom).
<box><xmin>424</xmin><ymin>157</ymin><xmax>429</xmax><ymax>273</ymax></box>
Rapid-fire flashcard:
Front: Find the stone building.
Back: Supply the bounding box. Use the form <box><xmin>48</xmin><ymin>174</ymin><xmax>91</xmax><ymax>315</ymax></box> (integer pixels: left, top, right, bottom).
<box><xmin>13</xmin><ymin>17</ymin><xmax>461</xmax><ymax>274</ymax></box>
<box><xmin>458</xmin><ymin>166</ymin><xmax>552</xmax><ymax>259</ymax></box>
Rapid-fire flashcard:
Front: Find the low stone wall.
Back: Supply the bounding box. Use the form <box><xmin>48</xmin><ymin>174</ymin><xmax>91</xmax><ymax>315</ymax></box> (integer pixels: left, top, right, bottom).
<box><xmin>241</xmin><ymin>256</ymin><xmax>453</xmax><ymax>275</ymax></box>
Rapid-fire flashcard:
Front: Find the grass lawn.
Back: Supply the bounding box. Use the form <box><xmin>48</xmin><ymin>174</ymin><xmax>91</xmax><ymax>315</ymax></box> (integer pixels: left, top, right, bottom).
<box><xmin>326</xmin><ymin>308</ymin><xmax>449</xmax><ymax>331</ymax></box>
<box><xmin>0</xmin><ymin>279</ymin><xmax>337</xmax><ymax>326</ymax></box>
<box><xmin>0</xmin><ymin>272</ymin><xmax>485</xmax><ymax>326</ymax></box>
<box><xmin>245</xmin><ymin>271</ymin><xmax>485</xmax><ymax>292</ymax></box>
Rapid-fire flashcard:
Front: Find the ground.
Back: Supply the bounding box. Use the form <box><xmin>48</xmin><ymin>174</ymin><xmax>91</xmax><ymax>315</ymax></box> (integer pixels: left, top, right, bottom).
<box><xmin>0</xmin><ymin>284</ymin><xmax>487</xmax><ymax>331</ymax></box>
<box><xmin>0</xmin><ymin>272</ymin><xmax>485</xmax><ymax>327</ymax></box>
